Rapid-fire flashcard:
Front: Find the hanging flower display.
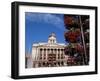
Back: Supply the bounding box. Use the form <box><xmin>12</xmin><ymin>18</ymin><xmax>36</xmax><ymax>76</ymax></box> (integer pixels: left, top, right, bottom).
<box><xmin>64</xmin><ymin>16</ymin><xmax>79</xmax><ymax>29</ymax></box>
<box><xmin>64</xmin><ymin>29</ymin><xmax>81</xmax><ymax>43</ymax></box>
<box><xmin>64</xmin><ymin>16</ymin><xmax>73</xmax><ymax>26</ymax></box>
<box><xmin>75</xmin><ymin>44</ymin><xmax>84</xmax><ymax>53</ymax></box>
<box><xmin>65</xmin><ymin>44</ymin><xmax>84</xmax><ymax>55</ymax></box>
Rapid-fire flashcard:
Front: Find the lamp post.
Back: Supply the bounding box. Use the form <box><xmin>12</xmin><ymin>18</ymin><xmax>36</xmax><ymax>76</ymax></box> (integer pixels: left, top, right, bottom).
<box><xmin>79</xmin><ymin>16</ymin><xmax>88</xmax><ymax>65</ymax></box>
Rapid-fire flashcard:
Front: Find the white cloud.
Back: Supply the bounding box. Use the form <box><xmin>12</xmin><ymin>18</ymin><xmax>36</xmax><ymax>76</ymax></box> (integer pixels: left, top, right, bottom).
<box><xmin>25</xmin><ymin>12</ymin><xmax>64</xmax><ymax>31</ymax></box>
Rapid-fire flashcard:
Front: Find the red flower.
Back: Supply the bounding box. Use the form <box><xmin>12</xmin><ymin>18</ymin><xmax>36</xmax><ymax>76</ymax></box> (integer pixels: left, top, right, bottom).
<box><xmin>64</xmin><ymin>30</ymin><xmax>81</xmax><ymax>43</ymax></box>
<box><xmin>75</xmin><ymin>44</ymin><xmax>84</xmax><ymax>53</ymax></box>
<box><xmin>64</xmin><ymin>16</ymin><xmax>73</xmax><ymax>25</ymax></box>
<box><xmin>64</xmin><ymin>16</ymin><xmax>79</xmax><ymax>29</ymax></box>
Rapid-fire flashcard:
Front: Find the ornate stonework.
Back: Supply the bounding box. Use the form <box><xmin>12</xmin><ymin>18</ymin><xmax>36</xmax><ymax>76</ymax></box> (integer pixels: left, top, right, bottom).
<box><xmin>32</xmin><ymin>33</ymin><xmax>67</xmax><ymax>67</ymax></box>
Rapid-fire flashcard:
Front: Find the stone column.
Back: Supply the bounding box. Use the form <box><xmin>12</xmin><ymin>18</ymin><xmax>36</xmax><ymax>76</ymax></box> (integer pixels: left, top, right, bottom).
<box><xmin>36</xmin><ymin>48</ymin><xmax>39</xmax><ymax>67</ymax></box>
<box><xmin>56</xmin><ymin>48</ymin><xmax>58</xmax><ymax>60</ymax></box>
<box><xmin>42</xmin><ymin>48</ymin><xmax>44</xmax><ymax>60</ymax></box>
<box><xmin>50</xmin><ymin>48</ymin><xmax>51</xmax><ymax>54</ymax></box>
<box><xmin>60</xmin><ymin>49</ymin><xmax>61</xmax><ymax>66</ymax></box>
<box><xmin>46</xmin><ymin>48</ymin><xmax>48</xmax><ymax>60</ymax></box>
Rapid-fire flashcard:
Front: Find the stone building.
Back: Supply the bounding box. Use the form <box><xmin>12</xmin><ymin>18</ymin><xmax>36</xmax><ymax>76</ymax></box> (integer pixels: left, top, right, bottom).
<box><xmin>32</xmin><ymin>33</ymin><xmax>68</xmax><ymax>68</ymax></box>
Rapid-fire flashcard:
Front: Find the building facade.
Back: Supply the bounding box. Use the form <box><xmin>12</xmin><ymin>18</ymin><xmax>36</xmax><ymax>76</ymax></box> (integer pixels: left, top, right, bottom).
<box><xmin>32</xmin><ymin>33</ymin><xmax>68</xmax><ymax>68</ymax></box>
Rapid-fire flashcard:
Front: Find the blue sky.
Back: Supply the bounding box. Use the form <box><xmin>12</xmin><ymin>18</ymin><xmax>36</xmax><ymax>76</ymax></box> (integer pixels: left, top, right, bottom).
<box><xmin>25</xmin><ymin>12</ymin><xmax>66</xmax><ymax>53</ymax></box>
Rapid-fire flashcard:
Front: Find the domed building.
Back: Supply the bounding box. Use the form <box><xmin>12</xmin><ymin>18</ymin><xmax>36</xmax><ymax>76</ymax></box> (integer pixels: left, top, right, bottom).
<box><xmin>32</xmin><ymin>33</ymin><xmax>67</xmax><ymax>68</ymax></box>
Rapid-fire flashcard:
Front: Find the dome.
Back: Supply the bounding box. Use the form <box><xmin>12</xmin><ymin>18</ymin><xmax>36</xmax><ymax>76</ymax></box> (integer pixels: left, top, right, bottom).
<box><xmin>49</xmin><ymin>33</ymin><xmax>56</xmax><ymax>37</ymax></box>
<box><xmin>48</xmin><ymin>33</ymin><xmax>57</xmax><ymax>44</ymax></box>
